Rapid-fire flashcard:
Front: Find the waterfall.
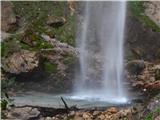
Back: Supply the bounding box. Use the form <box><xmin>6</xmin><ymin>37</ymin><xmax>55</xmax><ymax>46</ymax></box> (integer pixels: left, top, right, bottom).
<box><xmin>73</xmin><ymin>1</ymin><xmax>127</xmax><ymax>103</ymax></box>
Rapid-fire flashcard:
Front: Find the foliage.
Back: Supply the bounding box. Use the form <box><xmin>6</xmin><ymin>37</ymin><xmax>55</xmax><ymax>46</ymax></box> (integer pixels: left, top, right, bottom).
<box><xmin>145</xmin><ymin>112</ymin><xmax>153</xmax><ymax>120</ymax></box>
<box><xmin>128</xmin><ymin>1</ymin><xmax>160</xmax><ymax>32</ymax></box>
<box><xmin>1</xmin><ymin>36</ymin><xmax>21</xmax><ymax>57</ymax></box>
<box><xmin>1</xmin><ymin>99</ymin><xmax>8</xmax><ymax>110</ymax></box>
<box><xmin>145</xmin><ymin>107</ymin><xmax>160</xmax><ymax>120</ymax></box>
<box><xmin>1</xmin><ymin>93</ymin><xmax>15</xmax><ymax>113</ymax></box>
<box><xmin>1</xmin><ymin>77</ymin><xmax>16</xmax><ymax>92</ymax></box>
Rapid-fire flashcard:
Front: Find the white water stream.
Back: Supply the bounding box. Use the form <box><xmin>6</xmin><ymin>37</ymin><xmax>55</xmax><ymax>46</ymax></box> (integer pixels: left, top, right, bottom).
<box><xmin>73</xmin><ymin>1</ymin><xmax>127</xmax><ymax>103</ymax></box>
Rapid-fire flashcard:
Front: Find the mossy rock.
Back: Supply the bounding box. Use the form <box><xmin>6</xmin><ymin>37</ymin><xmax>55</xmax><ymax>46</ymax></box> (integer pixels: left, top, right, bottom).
<box><xmin>12</xmin><ymin>1</ymin><xmax>75</xmax><ymax>46</ymax></box>
<box><xmin>128</xmin><ymin>1</ymin><xmax>160</xmax><ymax>32</ymax></box>
<box><xmin>1</xmin><ymin>36</ymin><xmax>21</xmax><ymax>58</ymax></box>
<box><xmin>43</xmin><ymin>61</ymin><xmax>57</xmax><ymax>74</ymax></box>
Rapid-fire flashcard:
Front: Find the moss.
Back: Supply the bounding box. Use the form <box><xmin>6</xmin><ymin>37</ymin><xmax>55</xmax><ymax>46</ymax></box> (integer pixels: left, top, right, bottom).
<box><xmin>1</xmin><ymin>42</ymin><xmax>9</xmax><ymax>57</ymax></box>
<box><xmin>128</xmin><ymin>1</ymin><xmax>160</xmax><ymax>32</ymax></box>
<box><xmin>1</xmin><ymin>36</ymin><xmax>21</xmax><ymax>57</ymax></box>
<box><xmin>21</xmin><ymin>26</ymin><xmax>53</xmax><ymax>51</ymax></box>
<box><xmin>43</xmin><ymin>61</ymin><xmax>57</xmax><ymax>73</ymax></box>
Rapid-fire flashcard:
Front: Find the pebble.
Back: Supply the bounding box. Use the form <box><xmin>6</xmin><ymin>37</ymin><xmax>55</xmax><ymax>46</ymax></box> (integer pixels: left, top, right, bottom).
<box><xmin>98</xmin><ymin>114</ymin><xmax>105</xmax><ymax>120</ymax></box>
<box><xmin>69</xmin><ymin>111</ymin><xmax>75</xmax><ymax>116</ymax></box>
<box><xmin>82</xmin><ymin>112</ymin><xmax>90</xmax><ymax>119</ymax></box>
<box><xmin>45</xmin><ymin>117</ymin><xmax>52</xmax><ymax>120</ymax></box>
<box><xmin>107</xmin><ymin>107</ymin><xmax>119</xmax><ymax>114</ymax></box>
<box><xmin>93</xmin><ymin>111</ymin><xmax>100</xmax><ymax>116</ymax></box>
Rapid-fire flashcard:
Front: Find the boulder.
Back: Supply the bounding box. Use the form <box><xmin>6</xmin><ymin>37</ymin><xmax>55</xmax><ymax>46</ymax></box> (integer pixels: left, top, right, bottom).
<box><xmin>5</xmin><ymin>107</ymin><xmax>40</xmax><ymax>120</ymax></box>
<box><xmin>1</xmin><ymin>1</ymin><xmax>17</xmax><ymax>32</ymax></box>
<box><xmin>2</xmin><ymin>50</ymin><xmax>39</xmax><ymax>74</ymax></box>
<box><xmin>46</xmin><ymin>16</ymin><xmax>66</xmax><ymax>28</ymax></box>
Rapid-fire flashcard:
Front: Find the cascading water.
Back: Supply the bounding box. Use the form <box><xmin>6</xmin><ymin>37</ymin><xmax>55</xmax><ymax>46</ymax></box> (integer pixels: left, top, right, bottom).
<box><xmin>72</xmin><ymin>1</ymin><xmax>127</xmax><ymax>103</ymax></box>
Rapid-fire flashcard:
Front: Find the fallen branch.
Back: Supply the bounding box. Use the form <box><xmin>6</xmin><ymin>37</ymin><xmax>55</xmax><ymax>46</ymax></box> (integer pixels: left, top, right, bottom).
<box><xmin>61</xmin><ymin>97</ymin><xmax>69</xmax><ymax>112</ymax></box>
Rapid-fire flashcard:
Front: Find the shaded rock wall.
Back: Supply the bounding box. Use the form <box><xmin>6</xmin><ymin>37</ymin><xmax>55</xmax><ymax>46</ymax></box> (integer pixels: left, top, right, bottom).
<box><xmin>125</xmin><ymin>1</ymin><xmax>160</xmax><ymax>62</ymax></box>
<box><xmin>125</xmin><ymin>16</ymin><xmax>160</xmax><ymax>62</ymax></box>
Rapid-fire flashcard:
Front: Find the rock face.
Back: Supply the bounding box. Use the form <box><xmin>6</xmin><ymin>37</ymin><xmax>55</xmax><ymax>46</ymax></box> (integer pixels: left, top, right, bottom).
<box><xmin>1</xmin><ymin>1</ymin><xmax>17</xmax><ymax>32</ymax></box>
<box><xmin>2</xmin><ymin>50</ymin><xmax>39</xmax><ymax>74</ymax></box>
<box><xmin>128</xmin><ymin>61</ymin><xmax>160</xmax><ymax>90</ymax></box>
<box><xmin>125</xmin><ymin>16</ymin><xmax>160</xmax><ymax>62</ymax></box>
<box><xmin>144</xmin><ymin>2</ymin><xmax>160</xmax><ymax>27</ymax></box>
<box><xmin>126</xmin><ymin>60</ymin><xmax>146</xmax><ymax>75</ymax></box>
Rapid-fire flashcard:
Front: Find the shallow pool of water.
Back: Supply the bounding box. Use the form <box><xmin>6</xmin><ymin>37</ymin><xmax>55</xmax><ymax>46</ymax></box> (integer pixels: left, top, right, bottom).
<box><xmin>12</xmin><ymin>91</ymin><xmax>143</xmax><ymax>109</ymax></box>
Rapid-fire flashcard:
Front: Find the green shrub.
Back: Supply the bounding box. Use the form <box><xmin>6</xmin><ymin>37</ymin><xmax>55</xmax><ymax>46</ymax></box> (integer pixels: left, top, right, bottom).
<box><xmin>1</xmin><ymin>77</ymin><xmax>16</xmax><ymax>92</ymax></box>
<box><xmin>145</xmin><ymin>107</ymin><xmax>160</xmax><ymax>120</ymax></box>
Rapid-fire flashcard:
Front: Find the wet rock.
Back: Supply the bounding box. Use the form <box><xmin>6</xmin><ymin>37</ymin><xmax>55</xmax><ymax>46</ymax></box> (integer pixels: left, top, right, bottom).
<box><xmin>1</xmin><ymin>1</ymin><xmax>17</xmax><ymax>32</ymax></box>
<box><xmin>46</xmin><ymin>16</ymin><xmax>66</xmax><ymax>28</ymax></box>
<box><xmin>5</xmin><ymin>107</ymin><xmax>40</xmax><ymax>120</ymax></box>
<box><xmin>126</xmin><ymin>60</ymin><xmax>146</xmax><ymax>75</ymax></box>
<box><xmin>2</xmin><ymin>50</ymin><xmax>39</xmax><ymax>74</ymax></box>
